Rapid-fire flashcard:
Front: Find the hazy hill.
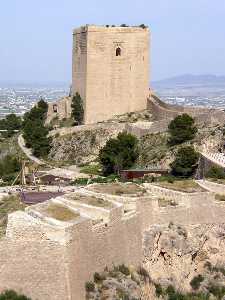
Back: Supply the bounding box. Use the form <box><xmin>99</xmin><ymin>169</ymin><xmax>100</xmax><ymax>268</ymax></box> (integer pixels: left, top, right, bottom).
<box><xmin>153</xmin><ymin>74</ymin><xmax>225</xmax><ymax>87</ymax></box>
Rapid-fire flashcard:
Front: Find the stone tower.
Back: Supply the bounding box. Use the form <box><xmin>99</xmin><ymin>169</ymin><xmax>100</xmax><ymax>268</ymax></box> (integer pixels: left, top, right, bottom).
<box><xmin>72</xmin><ymin>25</ymin><xmax>150</xmax><ymax>124</ymax></box>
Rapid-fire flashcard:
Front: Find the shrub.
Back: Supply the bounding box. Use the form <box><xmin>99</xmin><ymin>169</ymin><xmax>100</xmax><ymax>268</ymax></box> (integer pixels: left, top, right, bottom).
<box><xmin>93</xmin><ymin>272</ymin><xmax>105</xmax><ymax>283</ymax></box>
<box><xmin>190</xmin><ymin>274</ymin><xmax>204</xmax><ymax>290</ymax></box>
<box><xmin>208</xmin><ymin>283</ymin><xmax>225</xmax><ymax>299</ymax></box>
<box><xmin>170</xmin><ymin>146</ymin><xmax>199</xmax><ymax>178</ymax></box>
<box><xmin>206</xmin><ymin>166</ymin><xmax>225</xmax><ymax>179</ymax></box>
<box><xmin>117</xmin><ymin>264</ymin><xmax>130</xmax><ymax>276</ymax></box>
<box><xmin>85</xmin><ymin>281</ymin><xmax>95</xmax><ymax>292</ymax></box>
<box><xmin>99</xmin><ymin>132</ymin><xmax>139</xmax><ymax>176</ymax></box>
<box><xmin>0</xmin><ymin>290</ymin><xmax>31</xmax><ymax>300</ymax></box>
<box><xmin>139</xmin><ymin>24</ymin><xmax>148</xmax><ymax>29</ymax></box>
<box><xmin>168</xmin><ymin>114</ymin><xmax>198</xmax><ymax>145</ymax></box>
<box><xmin>154</xmin><ymin>283</ymin><xmax>163</xmax><ymax>297</ymax></box>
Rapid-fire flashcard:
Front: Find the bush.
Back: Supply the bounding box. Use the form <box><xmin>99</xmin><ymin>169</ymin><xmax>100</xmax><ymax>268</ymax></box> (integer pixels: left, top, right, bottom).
<box><xmin>0</xmin><ymin>290</ymin><xmax>31</xmax><ymax>300</ymax></box>
<box><xmin>170</xmin><ymin>146</ymin><xmax>199</xmax><ymax>178</ymax></box>
<box><xmin>117</xmin><ymin>264</ymin><xmax>130</xmax><ymax>276</ymax></box>
<box><xmin>93</xmin><ymin>272</ymin><xmax>105</xmax><ymax>283</ymax></box>
<box><xmin>168</xmin><ymin>114</ymin><xmax>198</xmax><ymax>145</ymax></box>
<box><xmin>154</xmin><ymin>283</ymin><xmax>163</xmax><ymax>297</ymax></box>
<box><xmin>190</xmin><ymin>274</ymin><xmax>204</xmax><ymax>290</ymax></box>
<box><xmin>99</xmin><ymin>132</ymin><xmax>139</xmax><ymax>176</ymax></box>
<box><xmin>85</xmin><ymin>281</ymin><xmax>95</xmax><ymax>292</ymax></box>
<box><xmin>206</xmin><ymin>166</ymin><xmax>225</xmax><ymax>179</ymax></box>
<box><xmin>0</xmin><ymin>155</ymin><xmax>20</xmax><ymax>184</ymax></box>
<box><xmin>71</xmin><ymin>93</ymin><xmax>84</xmax><ymax>125</ymax></box>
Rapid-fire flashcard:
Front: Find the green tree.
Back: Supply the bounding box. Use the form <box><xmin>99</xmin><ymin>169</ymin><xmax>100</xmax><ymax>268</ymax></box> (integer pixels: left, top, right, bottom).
<box><xmin>71</xmin><ymin>93</ymin><xmax>84</xmax><ymax>125</ymax></box>
<box><xmin>168</xmin><ymin>114</ymin><xmax>197</xmax><ymax>145</ymax></box>
<box><xmin>22</xmin><ymin>99</ymin><xmax>51</xmax><ymax>158</ymax></box>
<box><xmin>0</xmin><ymin>155</ymin><xmax>20</xmax><ymax>181</ymax></box>
<box><xmin>99</xmin><ymin>132</ymin><xmax>139</xmax><ymax>176</ymax></box>
<box><xmin>170</xmin><ymin>146</ymin><xmax>199</xmax><ymax>178</ymax></box>
<box><xmin>0</xmin><ymin>114</ymin><xmax>22</xmax><ymax>137</ymax></box>
<box><xmin>0</xmin><ymin>290</ymin><xmax>31</xmax><ymax>300</ymax></box>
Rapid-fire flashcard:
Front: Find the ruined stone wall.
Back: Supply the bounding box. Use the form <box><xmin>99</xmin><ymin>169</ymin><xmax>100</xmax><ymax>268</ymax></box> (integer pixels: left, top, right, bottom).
<box><xmin>72</xmin><ymin>25</ymin><xmax>150</xmax><ymax>124</ymax></box>
<box><xmin>46</xmin><ymin>96</ymin><xmax>72</xmax><ymax>124</ymax></box>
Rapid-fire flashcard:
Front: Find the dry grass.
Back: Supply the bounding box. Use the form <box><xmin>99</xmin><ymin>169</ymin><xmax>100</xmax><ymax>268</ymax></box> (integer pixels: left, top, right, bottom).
<box><xmin>67</xmin><ymin>194</ymin><xmax>114</xmax><ymax>208</ymax></box>
<box><xmin>0</xmin><ymin>194</ymin><xmax>26</xmax><ymax>238</ymax></box>
<box><xmin>155</xmin><ymin>180</ymin><xmax>205</xmax><ymax>193</ymax></box>
<box><xmin>46</xmin><ymin>204</ymin><xmax>79</xmax><ymax>221</ymax></box>
<box><xmin>158</xmin><ymin>198</ymin><xmax>178</xmax><ymax>207</ymax></box>
<box><xmin>208</xmin><ymin>178</ymin><xmax>225</xmax><ymax>185</ymax></box>
<box><xmin>215</xmin><ymin>194</ymin><xmax>225</xmax><ymax>202</ymax></box>
<box><xmin>89</xmin><ymin>183</ymin><xmax>146</xmax><ymax>196</ymax></box>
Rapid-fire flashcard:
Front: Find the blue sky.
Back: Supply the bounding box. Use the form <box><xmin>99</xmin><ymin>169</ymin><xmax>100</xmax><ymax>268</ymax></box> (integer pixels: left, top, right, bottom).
<box><xmin>0</xmin><ymin>0</ymin><xmax>225</xmax><ymax>82</ymax></box>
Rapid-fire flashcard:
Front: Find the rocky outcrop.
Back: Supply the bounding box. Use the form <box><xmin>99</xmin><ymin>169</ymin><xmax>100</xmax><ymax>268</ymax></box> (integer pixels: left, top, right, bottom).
<box><xmin>49</xmin><ymin>124</ymin><xmax>124</xmax><ymax>165</ymax></box>
<box><xmin>143</xmin><ymin>223</ymin><xmax>225</xmax><ymax>293</ymax></box>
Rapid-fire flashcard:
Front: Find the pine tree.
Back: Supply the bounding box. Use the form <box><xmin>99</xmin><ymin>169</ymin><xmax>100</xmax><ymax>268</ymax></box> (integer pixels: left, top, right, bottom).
<box><xmin>71</xmin><ymin>93</ymin><xmax>84</xmax><ymax>125</ymax></box>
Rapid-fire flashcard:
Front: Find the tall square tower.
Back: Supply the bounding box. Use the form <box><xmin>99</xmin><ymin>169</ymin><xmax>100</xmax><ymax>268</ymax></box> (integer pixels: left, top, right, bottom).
<box><xmin>72</xmin><ymin>25</ymin><xmax>150</xmax><ymax>124</ymax></box>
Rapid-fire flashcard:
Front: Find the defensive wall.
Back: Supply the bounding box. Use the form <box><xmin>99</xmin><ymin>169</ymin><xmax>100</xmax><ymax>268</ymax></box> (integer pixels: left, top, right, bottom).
<box><xmin>196</xmin><ymin>152</ymin><xmax>225</xmax><ymax>179</ymax></box>
<box><xmin>47</xmin><ymin>92</ymin><xmax>225</xmax><ymax>140</ymax></box>
<box><xmin>148</xmin><ymin>93</ymin><xmax>225</xmax><ymax>125</ymax></box>
<box><xmin>0</xmin><ymin>182</ymin><xmax>225</xmax><ymax>299</ymax></box>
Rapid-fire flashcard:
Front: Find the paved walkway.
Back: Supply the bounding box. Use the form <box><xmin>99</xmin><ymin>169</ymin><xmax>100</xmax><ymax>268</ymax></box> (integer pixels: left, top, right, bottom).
<box><xmin>18</xmin><ymin>135</ymin><xmax>88</xmax><ymax>179</ymax></box>
<box><xmin>18</xmin><ymin>134</ymin><xmax>45</xmax><ymax>165</ymax></box>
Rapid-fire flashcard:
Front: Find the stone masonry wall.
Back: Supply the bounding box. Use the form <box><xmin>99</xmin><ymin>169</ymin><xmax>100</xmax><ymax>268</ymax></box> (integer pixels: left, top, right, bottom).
<box><xmin>72</xmin><ymin>26</ymin><xmax>150</xmax><ymax>124</ymax></box>
<box><xmin>0</xmin><ymin>185</ymin><xmax>225</xmax><ymax>299</ymax></box>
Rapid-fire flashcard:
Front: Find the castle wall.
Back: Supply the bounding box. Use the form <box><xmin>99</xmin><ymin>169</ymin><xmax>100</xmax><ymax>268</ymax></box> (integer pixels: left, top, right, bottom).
<box><xmin>0</xmin><ymin>211</ymin><xmax>70</xmax><ymax>300</ymax></box>
<box><xmin>0</xmin><ymin>186</ymin><xmax>225</xmax><ymax>299</ymax></box>
<box><xmin>72</xmin><ymin>26</ymin><xmax>150</xmax><ymax>124</ymax></box>
<box><xmin>148</xmin><ymin>93</ymin><xmax>225</xmax><ymax>127</ymax></box>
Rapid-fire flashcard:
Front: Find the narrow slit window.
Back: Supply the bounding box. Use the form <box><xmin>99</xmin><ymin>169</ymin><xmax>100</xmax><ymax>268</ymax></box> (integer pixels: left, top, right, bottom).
<box><xmin>116</xmin><ymin>47</ymin><xmax>121</xmax><ymax>56</ymax></box>
<box><xmin>53</xmin><ymin>104</ymin><xmax>58</xmax><ymax>113</ymax></box>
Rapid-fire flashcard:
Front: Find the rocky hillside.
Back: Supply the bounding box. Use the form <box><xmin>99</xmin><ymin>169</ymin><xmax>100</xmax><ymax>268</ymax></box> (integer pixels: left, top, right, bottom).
<box><xmin>143</xmin><ymin>223</ymin><xmax>225</xmax><ymax>292</ymax></box>
<box><xmin>137</xmin><ymin>123</ymin><xmax>224</xmax><ymax>168</ymax></box>
<box><xmin>86</xmin><ymin>224</ymin><xmax>225</xmax><ymax>299</ymax></box>
<box><xmin>49</xmin><ymin>122</ymin><xmax>224</xmax><ymax>169</ymax></box>
<box><xmin>48</xmin><ymin>125</ymin><xmax>124</xmax><ymax>166</ymax></box>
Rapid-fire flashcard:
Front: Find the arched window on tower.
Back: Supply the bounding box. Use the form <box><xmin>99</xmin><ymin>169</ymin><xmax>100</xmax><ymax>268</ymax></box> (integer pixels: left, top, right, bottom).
<box><xmin>116</xmin><ymin>47</ymin><xmax>121</xmax><ymax>56</ymax></box>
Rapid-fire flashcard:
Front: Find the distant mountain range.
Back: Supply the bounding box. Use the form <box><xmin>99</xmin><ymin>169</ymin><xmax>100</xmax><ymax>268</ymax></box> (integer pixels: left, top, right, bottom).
<box><xmin>0</xmin><ymin>80</ymin><xmax>69</xmax><ymax>88</ymax></box>
<box><xmin>153</xmin><ymin>74</ymin><xmax>225</xmax><ymax>86</ymax></box>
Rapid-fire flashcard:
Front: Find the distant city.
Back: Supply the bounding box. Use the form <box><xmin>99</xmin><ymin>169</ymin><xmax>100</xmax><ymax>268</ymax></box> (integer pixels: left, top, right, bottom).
<box><xmin>1</xmin><ymin>75</ymin><xmax>225</xmax><ymax>118</ymax></box>
<box><xmin>0</xmin><ymin>83</ymin><xmax>69</xmax><ymax>118</ymax></box>
<box><xmin>152</xmin><ymin>74</ymin><xmax>225</xmax><ymax>109</ymax></box>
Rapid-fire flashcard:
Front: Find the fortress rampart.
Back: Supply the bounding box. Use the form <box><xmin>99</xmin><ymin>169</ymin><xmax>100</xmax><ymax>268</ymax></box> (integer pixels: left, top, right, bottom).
<box><xmin>0</xmin><ymin>183</ymin><xmax>225</xmax><ymax>299</ymax></box>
